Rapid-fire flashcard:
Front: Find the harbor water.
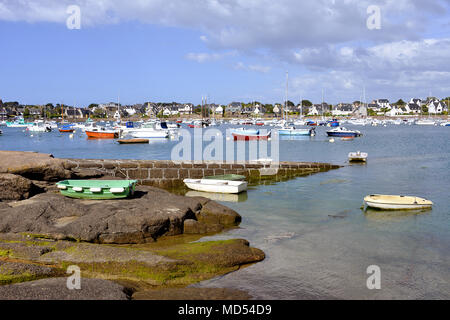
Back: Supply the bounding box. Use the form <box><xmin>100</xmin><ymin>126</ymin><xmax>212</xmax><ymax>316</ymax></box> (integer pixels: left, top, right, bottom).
<box><xmin>0</xmin><ymin>124</ymin><xmax>449</xmax><ymax>299</ymax></box>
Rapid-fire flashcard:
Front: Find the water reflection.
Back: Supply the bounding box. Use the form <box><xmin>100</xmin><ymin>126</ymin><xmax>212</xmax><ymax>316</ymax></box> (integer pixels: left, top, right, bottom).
<box><xmin>185</xmin><ymin>190</ymin><xmax>248</xmax><ymax>203</ymax></box>
<box><xmin>363</xmin><ymin>208</ymin><xmax>432</xmax><ymax>222</ymax></box>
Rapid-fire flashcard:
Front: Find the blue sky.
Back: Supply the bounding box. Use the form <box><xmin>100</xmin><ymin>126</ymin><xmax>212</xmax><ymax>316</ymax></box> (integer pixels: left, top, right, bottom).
<box><xmin>0</xmin><ymin>0</ymin><xmax>449</xmax><ymax>106</ymax></box>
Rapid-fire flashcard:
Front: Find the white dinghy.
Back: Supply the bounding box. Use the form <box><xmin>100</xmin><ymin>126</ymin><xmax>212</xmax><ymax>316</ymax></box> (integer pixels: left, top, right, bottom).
<box><xmin>183</xmin><ymin>179</ymin><xmax>248</xmax><ymax>194</ymax></box>
<box><xmin>348</xmin><ymin>151</ymin><xmax>368</xmax><ymax>162</ymax></box>
<box><xmin>364</xmin><ymin>194</ymin><xmax>433</xmax><ymax>210</ymax></box>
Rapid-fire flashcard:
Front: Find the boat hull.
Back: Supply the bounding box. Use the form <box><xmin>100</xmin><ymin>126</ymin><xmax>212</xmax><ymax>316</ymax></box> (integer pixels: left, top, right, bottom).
<box><xmin>183</xmin><ymin>179</ymin><xmax>247</xmax><ymax>194</ymax></box>
<box><xmin>278</xmin><ymin>129</ymin><xmax>311</xmax><ymax>136</ymax></box>
<box><xmin>86</xmin><ymin>130</ymin><xmax>118</xmax><ymax>139</ymax></box>
<box><xmin>131</xmin><ymin>131</ymin><xmax>168</xmax><ymax>138</ymax></box>
<box><xmin>327</xmin><ymin>131</ymin><xmax>359</xmax><ymax>137</ymax></box>
<box><xmin>364</xmin><ymin>195</ymin><xmax>433</xmax><ymax>210</ymax></box>
<box><xmin>232</xmin><ymin>132</ymin><xmax>270</xmax><ymax>141</ymax></box>
<box><xmin>56</xmin><ymin>180</ymin><xmax>137</xmax><ymax>200</ymax></box>
<box><xmin>117</xmin><ymin>139</ymin><xmax>149</xmax><ymax>144</ymax></box>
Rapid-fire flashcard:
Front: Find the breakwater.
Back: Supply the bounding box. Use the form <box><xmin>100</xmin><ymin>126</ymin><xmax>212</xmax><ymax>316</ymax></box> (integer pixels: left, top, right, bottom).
<box><xmin>64</xmin><ymin>159</ymin><xmax>341</xmax><ymax>188</ymax></box>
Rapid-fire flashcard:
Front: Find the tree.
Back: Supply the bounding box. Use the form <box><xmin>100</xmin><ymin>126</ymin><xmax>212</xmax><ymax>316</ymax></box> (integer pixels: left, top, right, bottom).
<box><xmin>264</xmin><ymin>104</ymin><xmax>274</xmax><ymax>114</ymax></box>
<box><xmin>23</xmin><ymin>107</ymin><xmax>30</xmax><ymax>118</ymax></box>
<box><xmin>395</xmin><ymin>99</ymin><xmax>406</xmax><ymax>106</ymax></box>
<box><xmin>421</xmin><ymin>106</ymin><xmax>428</xmax><ymax>114</ymax></box>
<box><xmin>283</xmin><ymin>100</ymin><xmax>295</xmax><ymax>107</ymax></box>
<box><xmin>88</xmin><ymin>103</ymin><xmax>98</xmax><ymax>109</ymax></box>
<box><xmin>301</xmin><ymin>100</ymin><xmax>312</xmax><ymax>107</ymax></box>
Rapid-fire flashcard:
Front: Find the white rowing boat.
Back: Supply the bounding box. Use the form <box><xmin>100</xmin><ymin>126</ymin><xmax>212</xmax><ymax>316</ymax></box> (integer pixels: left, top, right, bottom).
<box><xmin>183</xmin><ymin>179</ymin><xmax>248</xmax><ymax>194</ymax></box>
<box><xmin>348</xmin><ymin>151</ymin><xmax>368</xmax><ymax>162</ymax></box>
<box><xmin>364</xmin><ymin>194</ymin><xmax>433</xmax><ymax>210</ymax></box>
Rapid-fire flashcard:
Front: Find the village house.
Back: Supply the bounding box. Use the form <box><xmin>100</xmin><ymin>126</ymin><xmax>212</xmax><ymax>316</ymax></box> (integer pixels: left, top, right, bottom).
<box><xmin>427</xmin><ymin>100</ymin><xmax>448</xmax><ymax>114</ymax></box>
<box><xmin>227</xmin><ymin>102</ymin><xmax>242</xmax><ymax>115</ymax></box>
<box><xmin>332</xmin><ymin>103</ymin><xmax>353</xmax><ymax>116</ymax></box>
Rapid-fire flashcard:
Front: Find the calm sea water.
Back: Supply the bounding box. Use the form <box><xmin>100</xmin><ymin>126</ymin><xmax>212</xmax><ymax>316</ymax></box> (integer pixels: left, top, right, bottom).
<box><xmin>1</xmin><ymin>124</ymin><xmax>449</xmax><ymax>299</ymax></box>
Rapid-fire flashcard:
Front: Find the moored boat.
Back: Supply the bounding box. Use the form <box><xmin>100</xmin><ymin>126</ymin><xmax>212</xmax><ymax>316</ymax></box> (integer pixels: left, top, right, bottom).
<box><xmin>348</xmin><ymin>151</ymin><xmax>368</xmax><ymax>162</ymax></box>
<box><xmin>117</xmin><ymin>138</ymin><xmax>149</xmax><ymax>144</ymax></box>
<box><xmin>183</xmin><ymin>179</ymin><xmax>248</xmax><ymax>194</ymax></box>
<box><xmin>363</xmin><ymin>194</ymin><xmax>433</xmax><ymax>210</ymax></box>
<box><xmin>86</xmin><ymin>127</ymin><xmax>119</xmax><ymax>139</ymax></box>
<box><xmin>415</xmin><ymin>119</ymin><xmax>436</xmax><ymax>125</ymax></box>
<box><xmin>203</xmin><ymin>174</ymin><xmax>246</xmax><ymax>181</ymax></box>
<box><xmin>56</xmin><ymin>180</ymin><xmax>137</xmax><ymax>199</ymax></box>
<box><xmin>232</xmin><ymin>131</ymin><xmax>271</xmax><ymax>141</ymax></box>
<box><xmin>278</xmin><ymin>127</ymin><xmax>315</xmax><ymax>136</ymax></box>
<box><xmin>59</xmin><ymin>125</ymin><xmax>75</xmax><ymax>133</ymax></box>
<box><xmin>327</xmin><ymin>127</ymin><xmax>362</xmax><ymax>137</ymax></box>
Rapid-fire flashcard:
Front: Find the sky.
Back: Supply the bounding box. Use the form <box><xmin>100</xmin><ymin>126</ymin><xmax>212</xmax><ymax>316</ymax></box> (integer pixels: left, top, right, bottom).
<box><xmin>0</xmin><ymin>0</ymin><xmax>449</xmax><ymax>106</ymax></box>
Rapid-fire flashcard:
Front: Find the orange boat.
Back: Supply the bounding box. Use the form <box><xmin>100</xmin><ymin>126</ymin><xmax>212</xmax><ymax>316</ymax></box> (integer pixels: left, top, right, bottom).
<box><xmin>86</xmin><ymin>129</ymin><xmax>118</xmax><ymax>139</ymax></box>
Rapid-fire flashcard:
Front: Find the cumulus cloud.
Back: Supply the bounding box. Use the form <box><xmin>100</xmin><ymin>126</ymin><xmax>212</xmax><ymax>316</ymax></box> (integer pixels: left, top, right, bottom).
<box><xmin>1</xmin><ymin>0</ymin><xmax>449</xmax><ymax>101</ymax></box>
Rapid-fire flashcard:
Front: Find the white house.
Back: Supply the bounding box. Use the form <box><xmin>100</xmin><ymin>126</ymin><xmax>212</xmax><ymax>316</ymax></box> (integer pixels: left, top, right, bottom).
<box><xmin>409</xmin><ymin>98</ymin><xmax>422</xmax><ymax>107</ymax></box>
<box><xmin>387</xmin><ymin>105</ymin><xmax>404</xmax><ymax>116</ymax></box>
<box><xmin>214</xmin><ymin>105</ymin><xmax>223</xmax><ymax>114</ymax></box>
<box><xmin>332</xmin><ymin>103</ymin><xmax>353</xmax><ymax>116</ymax></box>
<box><xmin>178</xmin><ymin>104</ymin><xmax>193</xmax><ymax>115</ymax></box>
<box><xmin>307</xmin><ymin>105</ymin><xmax>319</xmax><ymax>116</ymax></box>
<box><xmin>124</xmin><ymin>108</ymin><xmax>136</xmax><ymax>116</ymax></box>
<box><xmin>427</xmin><ymin>101</ymin><xmax>447</xmax><ymax>114</ymax></box>
<box><xmin>273</xmin><ymin>105</ymin><xmax>280</xmax><ymax>114</ymax></box>
<box><xmin>375</xmin><ymin>99</ymin><xmax>391</xmax><ymax>110</ymax></box>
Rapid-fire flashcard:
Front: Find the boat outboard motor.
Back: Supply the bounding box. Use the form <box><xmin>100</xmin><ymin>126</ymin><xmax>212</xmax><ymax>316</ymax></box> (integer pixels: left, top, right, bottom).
<box><xmin>160</xmin><ymin>122</ymin><xmax>168</xmax><ymax>129</ymax></box>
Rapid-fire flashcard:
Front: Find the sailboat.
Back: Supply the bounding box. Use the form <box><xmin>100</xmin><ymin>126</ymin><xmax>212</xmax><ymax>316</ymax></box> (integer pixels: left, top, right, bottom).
<box><xmin>278</xmin><ymin>72</ymin><xmax>314</xmax><ymax>136</ymax></box>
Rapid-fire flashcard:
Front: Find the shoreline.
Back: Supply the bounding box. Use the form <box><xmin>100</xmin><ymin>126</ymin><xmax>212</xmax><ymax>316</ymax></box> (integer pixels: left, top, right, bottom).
<box><xmin>0</xmin><ymin>150</ymin><xmax>340</xmax><ymax>299</ymax></box>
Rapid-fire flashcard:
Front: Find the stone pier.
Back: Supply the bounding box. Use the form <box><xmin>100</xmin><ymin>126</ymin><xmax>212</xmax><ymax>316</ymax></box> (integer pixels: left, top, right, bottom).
<box><xmin>64</xmin><ymin>159</ymin><xmax>341</xmax><ymax>188</ymax></box>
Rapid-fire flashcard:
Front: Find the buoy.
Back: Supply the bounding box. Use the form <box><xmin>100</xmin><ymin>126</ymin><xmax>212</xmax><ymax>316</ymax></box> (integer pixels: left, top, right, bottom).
<box><xmin>69</xmin><ymin>134</ymin><xmax>74</xmax><ymax>139</ymax></box>
<box><xmin>30</xmin><ymin>134</ymin><xmax>34</xmax><ymax>137</ymax></box>
<box><xmin>226</xmin><ymin>137</ymin><xmax>231</xmax><ymax>141</ymax></box>
<box><xmin>329</xmin><ymin>138</ymin><xmax>335</xmax><ymax>143</ymax></box>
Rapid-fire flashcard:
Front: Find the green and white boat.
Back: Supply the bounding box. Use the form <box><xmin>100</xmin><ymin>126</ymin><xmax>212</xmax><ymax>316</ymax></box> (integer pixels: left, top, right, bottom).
<box><xmin>203</xmin><ymin>174</ymin><xmax>246</xmax><ymax>181</ymax></box>
<box><xmin>56</xmin><ymin>180</ymin><xmax>137</xmax><ymax>199</ymax></box>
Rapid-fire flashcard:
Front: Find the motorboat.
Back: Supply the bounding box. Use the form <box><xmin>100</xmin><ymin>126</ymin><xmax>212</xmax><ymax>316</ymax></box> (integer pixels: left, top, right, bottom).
<box><xmin>229</xmin><ymin>128</ymin><xmax>259</xmax><ymax>135</ymax></box>
<box><xmin>128</xmin><ymin>122</ymin><xmax>169</xmax><ymax>138</ymax></box>
<box><xmin>348</xmin><ymin>151</ymin><xmax>368</xmax><ymax>162</ymax></box>
<box><xmin>363</xmin><ymin>194</ymin><xmax>433</xmax><ymax>210</ymax></box>
<box><xmin>415</xmin><ymin>119</ymin><xmax>436</xmax><ymax>125</ymax></box>
<box><xmin>183</xmin><ymin>179</ymin><xmax>248</xmax><ymax>194</ymax></box>
<box><xmin>27</xmin><ymin>121</ymin><xmax>52</xmax><ymax>132</ymax></box>
<box><xmin>440</xmin><ymin>122</ymin><xmax>450</xmax><ymax>126</ymax></box>
<box><xmin>6</xmin><ymin>118</ymin><xmax>33</xmax><ymax>128</ymax></box>
<box><xmin>327</xmin><ymin>127</ymin><xmax>362</xmax><ymax>137</ymax></box>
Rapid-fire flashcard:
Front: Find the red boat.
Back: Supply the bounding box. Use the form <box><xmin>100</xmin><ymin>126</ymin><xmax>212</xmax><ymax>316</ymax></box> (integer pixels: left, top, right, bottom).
<box><xmin>59</xmin><ymin>129</ymin><xmax>74</xmax><ymax>133</ymax></box>
<box><xmin>255</xmin><ymin>122</ymin><xmax>264</xmax><ymax>126</ymax></box>
<box><xmin>85</xmin><ymin>129</ymin><xmax>118</xmax><ymax>139</ymax></box>
<box><xmin>176</xmin><ymin>120</ymin><xmax>183</xmax><ymax>123</ymax></box>
<box><xmin>232</xmin><ymin>132</ymin><xmax>271</xmax><ymax>141</ymax></box>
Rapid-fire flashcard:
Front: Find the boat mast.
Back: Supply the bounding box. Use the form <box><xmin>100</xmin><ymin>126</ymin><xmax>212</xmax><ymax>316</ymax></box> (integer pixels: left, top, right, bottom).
<box><xmin>285</xmin><ymin>71</ymin><xmax>288</xmax><ymax>123</ymax></box>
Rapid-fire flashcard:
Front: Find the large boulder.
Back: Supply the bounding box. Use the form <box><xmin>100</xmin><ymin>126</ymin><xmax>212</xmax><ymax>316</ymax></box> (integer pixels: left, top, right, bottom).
<box><xmin>0</xmin><ymin>186</ymin><xmax>241</xmax><ymax>244</ymax></box>
<box><xmin>0</xmin><ymin>151</ymin><xmax>71</xmax><ymax>181</ymax></box>
<box><xmin>0</xmin><ymin>173</ymin><xmax>41</xmax><ymax>201</ymax></box>
<box><xmin>0</xmin><ymin>278</ymin><xmax>131</xmax><ymax>300</ymax></box>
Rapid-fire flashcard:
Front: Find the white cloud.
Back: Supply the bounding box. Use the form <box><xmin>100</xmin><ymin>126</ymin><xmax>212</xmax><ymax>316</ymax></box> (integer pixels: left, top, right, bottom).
<box><xmin>233</xmin><ymin>62</ymin><xmax>271</xmax><ymax>73</ymax></box>
<box><xmin>185</xmin><ymin>51</ymin><xmax>235</xmax><ymax>63</ymax></box>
